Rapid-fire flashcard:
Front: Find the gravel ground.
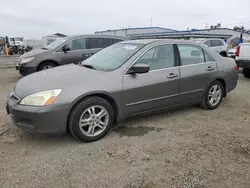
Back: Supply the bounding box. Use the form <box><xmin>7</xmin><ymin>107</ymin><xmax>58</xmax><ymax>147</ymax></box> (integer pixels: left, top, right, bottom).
<box><xmin>0</xmin><ymin>68</ymin><xmax>250</xmax><ymax>188</ymax></box>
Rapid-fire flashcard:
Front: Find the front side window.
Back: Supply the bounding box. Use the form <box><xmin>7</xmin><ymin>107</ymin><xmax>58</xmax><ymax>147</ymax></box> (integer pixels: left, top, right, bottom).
<box><xmin>47</xmin><ymin>38</ymin><xmax>67</xmax><ymax>50</ymax></box>
<box><xmin>81</xmin><ymin>43</ymin><xmax>142</xmax><ymax>71</ymax></box>
<box><xmin>178</xmin><ymin>45</ymin><xmax>205</xmax><ymax>65</ymax></box>
<box><xmin>88</xmin><ymin>38</ymin><xmax>110</xmax><ymax>49</ymax></box>
<box><xmin>135</xmin><ymin>45</ymin><xmax>175</xmax><ymax>71</ymax></box>
<box><xmin>67</xmin><ymin>38</ymin><xmax>86</xmax><ymax>51</ymax></box>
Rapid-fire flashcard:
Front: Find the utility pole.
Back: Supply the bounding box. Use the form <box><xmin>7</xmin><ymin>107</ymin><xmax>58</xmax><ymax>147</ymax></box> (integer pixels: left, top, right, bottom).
<box><xmin>150</xmin><ymin>18</ymin><xmax>152</xmax><ymax>27</ymax></box>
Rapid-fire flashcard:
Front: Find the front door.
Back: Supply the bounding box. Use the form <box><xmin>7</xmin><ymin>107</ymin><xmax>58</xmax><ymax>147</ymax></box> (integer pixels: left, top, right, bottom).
<box><xmin>55</xmin><ymin>38</ymin><xmax>92</xmax><ymax>65</ymax></box>
<box><xmin>122</xmin><ymin>44</ymin><xmax>180</xmax><ymax>116</ymax></box>
<box><xmin>177</xmin><ymin>44</ymin><xmax>218</xmax><ymax>103</ymax></box>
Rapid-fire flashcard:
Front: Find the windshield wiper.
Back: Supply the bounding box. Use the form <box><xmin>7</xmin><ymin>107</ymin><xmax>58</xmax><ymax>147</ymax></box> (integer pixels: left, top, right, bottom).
<box><xmin>41</xmin><ymin>47</ymin><xmax>48</xmax><ymax>50</ymax></box>
<box><xmin>82</xmin><ymin>64</ymin><xmax>96</xmax><ymax>70</ymax></box>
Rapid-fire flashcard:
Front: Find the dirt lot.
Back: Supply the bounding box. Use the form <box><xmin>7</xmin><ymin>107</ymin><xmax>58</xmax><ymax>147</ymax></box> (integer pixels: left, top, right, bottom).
<box><xmin>0</xmin><ymin>68</ymin><xmax>250</xmax><ymax>188</ymax></box>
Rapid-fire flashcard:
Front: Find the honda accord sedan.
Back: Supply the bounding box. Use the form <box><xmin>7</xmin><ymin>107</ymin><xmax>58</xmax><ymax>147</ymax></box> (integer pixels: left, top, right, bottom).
<box><xmin>6</xmin><ymin>39</ymin><xmax>238</xmax><ymax>142</ymax></box>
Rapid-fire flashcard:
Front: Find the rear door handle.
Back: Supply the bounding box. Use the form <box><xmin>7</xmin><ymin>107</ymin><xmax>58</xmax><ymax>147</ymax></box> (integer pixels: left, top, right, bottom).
<box><xmin>206</xmin><ymin>66</ymin><xmax>215</xmax><ymax>71</ymax></box>
<box><xmin>167</xmin><ymin>73</ymin><xmax>179</xmax><ymax>79</ymax></box>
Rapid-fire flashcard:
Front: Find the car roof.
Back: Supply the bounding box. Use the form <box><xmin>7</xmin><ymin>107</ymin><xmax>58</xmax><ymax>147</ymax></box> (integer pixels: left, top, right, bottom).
<box><xmin>68</xmin><ymin>34</ymin><xmax>129</xmax><ymax>40</ymax></box>
<box><xmin>120</xmin><ymin>39</ymin><xmax>204</xmax><ymax>45</ymax></box>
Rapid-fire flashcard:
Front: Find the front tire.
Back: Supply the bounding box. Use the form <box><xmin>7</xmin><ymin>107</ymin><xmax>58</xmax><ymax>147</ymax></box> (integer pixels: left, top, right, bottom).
<box><xmin>201</xmin><ymin>81</ymin><xmax>223</xmax><ymax>110</ymax></box>
<box><xmin>68</xmin><ymin>97</ymin><xmax>114</xmax><ymax>142</ymax></box>
<box><xmin>243</xmin><ymin>68</ymin><xmax>250</xmax><ymax>78</ymax></box>
<box><xmin>38</xmin><ymin>61</ymin><xmax>57</xmax><ymax>71</ymax></box>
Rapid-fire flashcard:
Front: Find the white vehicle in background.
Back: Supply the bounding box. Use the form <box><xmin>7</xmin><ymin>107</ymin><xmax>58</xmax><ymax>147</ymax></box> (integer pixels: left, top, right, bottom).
<box><xmin>235</xmin><ymin>43</ymin><xmax>250</xmax><ymax>78</ymax></box>
<box><xmin>193</xmin><ymin>38</ymin><xmax>228</xmax><ymax>57</ymax></box>
<box><xmin>227</xmin><ymin>47</ymin><xmax>237</xmax><ymax>59</ymax></box>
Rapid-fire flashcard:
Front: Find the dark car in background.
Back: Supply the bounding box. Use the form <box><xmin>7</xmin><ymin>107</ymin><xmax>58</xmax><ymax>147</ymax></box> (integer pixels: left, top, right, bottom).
<box><xmin>16</xmin><ymin>35</ymin><xmax>128</xmax><ymax>75</ymax></box>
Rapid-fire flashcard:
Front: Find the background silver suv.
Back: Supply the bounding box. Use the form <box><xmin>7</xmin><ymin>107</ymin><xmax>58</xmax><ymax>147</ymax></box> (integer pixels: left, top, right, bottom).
<box><xmin>194</xmin><ymin>38</ymin><xmax>228</xmax><ymax>57</ymax></box>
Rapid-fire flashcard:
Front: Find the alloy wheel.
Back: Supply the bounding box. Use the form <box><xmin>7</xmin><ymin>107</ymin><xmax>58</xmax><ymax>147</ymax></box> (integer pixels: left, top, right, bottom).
<box><xmin>208</xmin><ymin>85</ymin><xmax>222</xmax><ymax>106</ymax></box>
<box><xmin>78</xmin><ymin>105</ymin><xmax>109</xmax><ymax>137</ymax></box>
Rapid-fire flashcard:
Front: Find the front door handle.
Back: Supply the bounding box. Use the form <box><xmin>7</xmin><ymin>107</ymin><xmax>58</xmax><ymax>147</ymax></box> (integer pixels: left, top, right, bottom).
<box><xmin>82</xmin><ymin>53</ymin><xmax>92</xmax><ymax>57</ymax></box>
<box><xmin>206</xmin><ymin>66</ymin><xmax>215</xmax><ymax>71</ymax></box>
<box><xmin>167</xmin><ymin>73</ymin><xmax>179</xmax><ymax>79</ymax></box>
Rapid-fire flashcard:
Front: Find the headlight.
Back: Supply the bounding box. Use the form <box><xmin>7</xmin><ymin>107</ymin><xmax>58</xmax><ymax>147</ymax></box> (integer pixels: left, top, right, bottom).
<box><xmin>20</xmin><ymin>89</ymin><xmax>62</xmax><ymax>106</ymax></box>
<box><xmin>21</xmin><ymin>57</ymin><xmax>34</xmax><ymax>64</ymax></box>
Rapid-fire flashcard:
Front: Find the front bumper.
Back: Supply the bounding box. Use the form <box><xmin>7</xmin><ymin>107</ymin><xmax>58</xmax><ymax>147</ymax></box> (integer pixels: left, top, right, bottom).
<box><xmin>6</xmin><ymin>93</ymin><xmax>69</xmax><ymax>134</ymax></box>
<box><xmin>18</xmin><ymin>62</ymin><xmax>38</xmax><ymax>76</ymax></box>
<box><xmin>236</xmin><ymin>60</ymin><xmax>250</xmax><ymax>69</ymax></box>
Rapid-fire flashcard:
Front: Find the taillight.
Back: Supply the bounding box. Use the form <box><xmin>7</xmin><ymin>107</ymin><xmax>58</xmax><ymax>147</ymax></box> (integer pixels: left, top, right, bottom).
<box><xmin>235</xmin><ymin>46</ymin><xmax>240</xmax><ymax>56</ymax></box>
<box><xmin>234</xmin><ymin>65</ymin><xmax>238</xmax><ymax>71</ymax></box>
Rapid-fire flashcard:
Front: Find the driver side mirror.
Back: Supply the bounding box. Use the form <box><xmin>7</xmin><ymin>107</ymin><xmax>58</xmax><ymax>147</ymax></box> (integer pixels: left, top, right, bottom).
<box><xmin>128</xmin><ymin>63</ymin><xmax>150</xmax><ymax>74</ymax></box>
<box><xmin>63</xmin><ymin>45</ymin><xmax>70</xmax><ymax>53</ymax></box>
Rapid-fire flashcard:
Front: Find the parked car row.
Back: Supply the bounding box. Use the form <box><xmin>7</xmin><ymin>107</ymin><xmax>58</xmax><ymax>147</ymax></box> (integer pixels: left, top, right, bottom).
<box><xmin>7</xmin><ymin>39</ymin><xmax>238</xmax><ymax>142</ymax></box>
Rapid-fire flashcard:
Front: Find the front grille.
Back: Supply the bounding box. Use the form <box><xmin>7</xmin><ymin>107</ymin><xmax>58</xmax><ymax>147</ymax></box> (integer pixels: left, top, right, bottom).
<box><xmin>18</xmin><ymin>58</ymin><xmax>22</xmax><ymax>62</ymax></box>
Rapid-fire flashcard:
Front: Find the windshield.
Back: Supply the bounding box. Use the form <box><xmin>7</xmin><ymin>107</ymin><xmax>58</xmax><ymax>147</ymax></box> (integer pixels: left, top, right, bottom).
<box><xmin>45</xmin><ymin>38</ymin><xmax>67</xmax><ymax>50</ymax></box>
<box><xmin>81</xmin><ymin>43</ymin><xmax>143</xmax><ymax>71</ymax></box>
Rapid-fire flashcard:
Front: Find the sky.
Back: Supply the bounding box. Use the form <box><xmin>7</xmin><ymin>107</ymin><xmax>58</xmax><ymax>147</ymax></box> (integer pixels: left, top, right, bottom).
<box><xmin>1</xmin><ymin>0</ymin><xmax>250</xmax><ymax>39</ymax></box>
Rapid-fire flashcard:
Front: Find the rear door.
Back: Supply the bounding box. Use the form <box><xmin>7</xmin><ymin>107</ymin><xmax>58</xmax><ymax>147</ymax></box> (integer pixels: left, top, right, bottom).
<box><xmin>122</xmin><ymin>44</ymin><xmax>180</xmax><ymax>115</ymax></box>
<box><xmin>177</xmin><ymin>44</ymin><xmax>217</xmax><ymax>103</ymax></box>
<box><xmin>86</xmin><ymin>38</ymin><xmax>110</xmax><ymax>58</ymax></box>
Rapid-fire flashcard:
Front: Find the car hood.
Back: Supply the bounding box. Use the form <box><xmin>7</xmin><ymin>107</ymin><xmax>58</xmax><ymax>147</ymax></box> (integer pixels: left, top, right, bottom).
<box><xmin>21</xmin><ymin>49</ymin><xmax>48</xmax><ymax>58</ymax></box>
<box><xmin>14</xmin><ymin>64</ymin><xmax>107</xmax><ymax>98</ymax></box>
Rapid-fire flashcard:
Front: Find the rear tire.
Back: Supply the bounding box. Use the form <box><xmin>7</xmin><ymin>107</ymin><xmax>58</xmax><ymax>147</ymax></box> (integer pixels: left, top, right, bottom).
<box><xmin>201</xmin><ymin>81</ymin><xmax>224</xmax><ymax>110</ymax></box>
<box><xmin>243</xmin><ymin>68</ymin><xmax>250</xmax><ymax>78</ymax></box>
<box><xmin>38</xmin><ymin>61</ymin><xmax>57</xmax><ymax>71</ymax></box>
<box><xmin>68</xmin><ymin>96</ymin><xmax>114</xmax><ymax>142</ymax></box>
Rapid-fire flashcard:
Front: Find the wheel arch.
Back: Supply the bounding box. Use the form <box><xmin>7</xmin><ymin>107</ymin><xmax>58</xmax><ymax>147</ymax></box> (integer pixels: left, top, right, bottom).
<box><xmin>212</xmin><ymin>77</ymin><xmax>227</xmax><ymax>97</ymax></box>
<box><xmin>66</xmin><ymin>92</ymin><xmax>121</xmax><ymax>129</ymax></box>
<box><xmin>37</xmin><ymin>60</ymin><xmax>59</xmax><ymax>71</ymax></box>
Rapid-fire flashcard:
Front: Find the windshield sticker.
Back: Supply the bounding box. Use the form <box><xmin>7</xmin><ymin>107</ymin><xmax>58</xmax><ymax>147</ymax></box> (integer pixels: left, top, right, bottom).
<box><xmin>123</xmin><ymin>45</ymin><xmax>137</xmax><ymax>50</ymax></box>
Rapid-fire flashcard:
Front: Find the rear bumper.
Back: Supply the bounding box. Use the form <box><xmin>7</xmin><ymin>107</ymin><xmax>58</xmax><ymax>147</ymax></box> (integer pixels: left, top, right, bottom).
<box><xmin>6</xmin><ymin>96</ymin><xmax>70</xmax><ymax>134</ymax></box>
<box><xmin>236</xmin><ymin>60</ymin><xmax>250</xmax><ymax>69</ymax></box>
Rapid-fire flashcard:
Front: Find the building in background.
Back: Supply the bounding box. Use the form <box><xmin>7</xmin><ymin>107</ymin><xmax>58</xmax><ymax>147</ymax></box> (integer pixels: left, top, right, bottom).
<box><xmin>42</xmin><ymin>33</ymin><xmax>67</xmax><ymax>47</ymax></box>
<box><xmin>95</xmin><ymin>27</ymin><xmax>250</xmax><ymax>48</ymax></box>
<box><xmin>95</xmin><ymin>27</ymin><xmax>177</xmax><ymax>37</ymax></box>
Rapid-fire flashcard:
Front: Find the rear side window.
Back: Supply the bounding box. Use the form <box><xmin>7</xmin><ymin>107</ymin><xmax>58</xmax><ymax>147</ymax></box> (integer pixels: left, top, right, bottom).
<box><xmin>218</xmin><ymin>40</ymin><xmax>224</xmax><ymax>46</ymax></box>
<box><xmin>211</xmin><ymin>40</ymin><xmax>223</xmax><ymax>47</ymax></box>
<box><xmin>203</xmin><ymin>50</ymin><xmax>214</xmax><ymax>62</ymax></box>
<box><xmin>204</xmin><ymin>40</ymin><xmax>211</xmax><ymax>47</ymax></box>
<box><xmin>88</xmin><ymin>38</ymin><xmax>110</xmax><ymax>49</ymax></box>
<box><xmin>178</xmin><ymin>45</ymin><xmax>205</xmax><ymax>65</ymax></box>
<box><xmin>110</xmin><ymin>38</ymin><xmax>123</xmax><ymax>45</ymax></box>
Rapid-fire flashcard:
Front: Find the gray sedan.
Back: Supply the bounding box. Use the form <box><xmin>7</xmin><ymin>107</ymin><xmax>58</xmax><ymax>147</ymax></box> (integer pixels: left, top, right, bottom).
<box><xmin>6</xmin><ymin>39</ymin><xmax>238</xmax><ymax>142</ymax></box>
